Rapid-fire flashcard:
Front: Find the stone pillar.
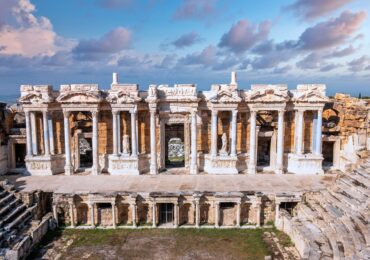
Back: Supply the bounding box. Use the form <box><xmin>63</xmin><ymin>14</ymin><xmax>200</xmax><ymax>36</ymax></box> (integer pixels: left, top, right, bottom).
<box><xmin>315</xmin><ymin>109</ymin><xmax>323</xmax><ymax>155</ymax></box>
<box><xmin>190</xmin><ymin>111</ymin><xmax>198</xmax><ymax>174</ymax></box>
<box><xmin>231</xmin><ymin>110</ymin><xmax>238</xmax><ymax>157</ymax></box>
<box><xmin>236</xmin><ymin>202</ymin><xmax>241</xmax><ymax>227</ymax></box>
<box><xmin>150</xmin><ymin>108</ymin><xmax>157</xmax><ymax>174</ymax></box>
<box><xmin>42</xmin><ymin>111</ymin><xmax>50</xmax><ymax>156</ymax></box>
<box><xmin>194</xmin><ymin>200</ymin><xmax>200</xmax><ymax>228</ymax></box>
<box><xmin>248</xmin><ymin>111</ymin><xmax>257</xmax><ymax>174</ymax></box>
<box><xmin>152</xmin><ymin>202</ymin><xmax>156</xmax><ymax>227</ymax></box>
<box><xmin>25</xmin><ymin>111</ymin><xmax>33</xmax><ymax>156</ymax></box>
<box><xmin>89</xmin><ymin>203</ymin><xmax>95</xmax><ymax>227</ymax></box>
<box><xmin>92</xmin><ymin>111</ymin><xmax>99</xmax><ymax>175</ymax></box>
<box><xmin>130</xmin><ymin>109</ymin><xmax>138</xmax><ymax>156</ymax></box>
<box><xmin>276</xmin><ymin>110</ymin><xmax>285</xmax><ymax>174</ymax></box>
<box><xmin>112</xmin><ymin>202</ymin><xmax>117</xmax><ymax>228</ymax></box>
<box><xmin>131</xmin><ymin>202</ymin><xmax>137</xmax><ymax>228</ymax></box>
<box><xmin>295</xmin><ymin>110</ymin><xmax>304</xmax><ymax>155</ymax></box>
<box><xmin>275</xmin><ymin>201</ymin><xmax>280</xmax><ymax>226</ymax></box>
<box><xmin>214</xmin><ymin>202</ymin><xmax>220</xmax><ymax>228</ymax></box>
<box><xmin>174</xmin><ymin>202</ymin><xmax>179</xmax><ymax>228</ymax></box>
<box><xmin>211</xmin><ymin>110</ymin><xmax>218</xmax><ymax>157</ymax></box>
<box><xmin>63</xmin><ymin>111</ymin><xmax>73</xmax><ymax>175</ymax></box>
<box><xmin>52</xmin><ymin>204</ymin><xmax>58</xmax><ymax>226</ymax></box>
<box><xmin>255</xmin><ymin>202</ymin><xmax>261</xmax><ymax>227</ymax></box>
<box><xmin>160</xmin><ymin>120</ymin><xmax>165</xmax><ymax>169</ymax></box>
<box><xmin>117</xmin><ymin>112</ymin><xmax>121</xmax><ymax>154</ymax></box>
<box><xmin>112</xmin><ymin>111</ymin><xmax>118</xmax><ymax>155</ymax></box>
<box><xmin>30</xmin><ymin>112</ymin><xmax>38</xmax><ymax>155</ymax></box>
<box><xmin>69</xmin><ymin>202</ymin><xmax>75</xmax><ymax>227</ymax></box>
<box><xmin>48</xmin><ymin>113</ymin><xmax>55</xmax><ymax>155</ymax></box>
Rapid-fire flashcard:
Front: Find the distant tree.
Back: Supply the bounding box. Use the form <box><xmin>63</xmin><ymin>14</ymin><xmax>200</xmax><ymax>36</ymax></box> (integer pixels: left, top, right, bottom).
<box><xmin>358</xmin><ymin>93</ymin><xmax>362</xmax><ymax>99</ymax></box>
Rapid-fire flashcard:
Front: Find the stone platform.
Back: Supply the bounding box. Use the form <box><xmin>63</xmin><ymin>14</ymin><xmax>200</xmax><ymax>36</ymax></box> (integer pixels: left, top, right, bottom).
<box><xmin>2</xmin><ymin>174</ymin><xmax>336</xmax><ymax>195</ymax></box>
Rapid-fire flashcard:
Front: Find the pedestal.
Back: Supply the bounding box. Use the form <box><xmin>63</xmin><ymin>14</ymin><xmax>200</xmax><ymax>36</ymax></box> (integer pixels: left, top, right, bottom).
<box><xmin>204</xmin><ymin>154</ymin><xmax>238</xmax><ymax>174</ymax></box>
<box><xmin>25</xmin><ymin>154</ymin><xmax>65</xmax><ymax>176</ymax></box>
<box><xmin>287</xmin><ymin>153</ymin><xmax>324</xmax><ymax>175</ymax></box>
<box><xmin>108</xmin><ymin>154</ymin><xmax>140</xmax><ymax>175</ymax></box>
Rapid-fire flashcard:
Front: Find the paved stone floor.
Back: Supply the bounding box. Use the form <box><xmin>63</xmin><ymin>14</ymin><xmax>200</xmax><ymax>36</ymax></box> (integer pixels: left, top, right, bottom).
<box><xmin>1</xmin><ymin>173</ymin><xmax>337</xmax><ymax>194</ymax></box>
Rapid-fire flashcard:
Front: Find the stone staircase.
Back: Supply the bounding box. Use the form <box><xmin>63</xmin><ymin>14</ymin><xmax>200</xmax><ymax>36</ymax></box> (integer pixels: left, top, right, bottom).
<box><xmin>0</xmin><ymin>181</ymin><xmax>36</xmax><ymax>258</ymax></box>
<box><xmin>278</xmin><ymin>157</ymin><xmax>370</xmax><ymax>260</ymax></box>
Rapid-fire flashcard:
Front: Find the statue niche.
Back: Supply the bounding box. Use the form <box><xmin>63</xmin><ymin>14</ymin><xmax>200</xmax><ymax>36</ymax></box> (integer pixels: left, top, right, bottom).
<box><xmin>122</xmin><ymin>135</ymin><xmax>130</xmax><ymax>155</ymax></box>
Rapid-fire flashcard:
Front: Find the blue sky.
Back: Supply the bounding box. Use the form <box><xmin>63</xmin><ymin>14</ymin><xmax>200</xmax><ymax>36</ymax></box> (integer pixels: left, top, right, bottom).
<box><xmin>0</xmin><ymin>0</ymin><xmax>370</xmax><ymax>100</ymax></box>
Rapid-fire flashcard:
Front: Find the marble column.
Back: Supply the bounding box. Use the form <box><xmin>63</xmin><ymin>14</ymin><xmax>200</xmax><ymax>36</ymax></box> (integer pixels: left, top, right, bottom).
<box><xmin>276</xmin><ymin>110</ymin><xmax>285</xmax><ymax>174</ymax></box>
<box><xmin>92</xmin><ymin>111</ymin><xmax>99</xmax><ymax>175</ymax></box>
<box><xmin>174</xmin><ymin>202</ymin><xmax>179</xmax><ymax>228</ymax></box>
<box><xmin>117</xmin><ymin>112</ymin><xmax>121</xmax><ymax>154</ymax></box>
<box><xmin>112</xmin><ymin>202</ymin><xmax>117</xmax><ymax>228</ymax></box>
<box><xmin>48</xmin><ymin>113</ymin><xmax>55</xmax><ymax>155</ymax></box>
<box><xmin>214</xmin><ymin>202</ymin><xmax>220</xmax><ymax>228</ymax></box>
<box><xmin>89</xmin><ymin>203</ymin><xmax>95</xmax><ymax>227</ymax></box>
<box><xmin>295</xmin><ymin>110</ymin><xmax>304</xmax><ymax>155</ymax></box>
<box><xmin>130</xmin><ymin>110</ymin><xmax>138</xmax><ymax>156</ymax></box>
<box><xmin>69</xmin><ymin>203</ymin><xmax>75</xmax><ymax>227</ymax></box>
<box><xmin>275</xmin><ymin>202</ymin><xmax>280</xmax><ymax>226</ymax></box>
<box><xmin>63</xmin><ymin>111</ymin><xmax>73</xmax><ymax>175</ymax></box>
<box><xmin>248</xmin><ymin>111</ymin><xmax>257</xmax><ymax>174</ymax></box>
<box><xmin>52</xmin><ymin>204</ymin><xmax>58</xmax><ymax>226</ymax></box>
<box><xmin>211</xmin><ymin>110</ymin><xmax>218</xmax><ymax>157</ymax></box>
<box><xmin>150</xmin><ymin>109</ymin><xmax>157</xmax><ymax>175</ymax></box>
<box><xmin>25</xmin><ymin>111</ymin><xmax>33</xmax><ymax>156</ymax></box>
<box><xmin>112</xmin><ymin>111</ymin><xmax>118</xmax><ymax>155</ymax></box>
<box><xmin>131</xmin><ymin>202</ymin><xmax>137</xmax><ymax>228</ymax></box>
<box><xmin>190</xmin><ymin>111</ymin><xmax>198</xmax><ymax>174</ymax></box>
<box><xmin>256</xmin><ymin>202</ymin><xmax>261</xmax><ymax>227</ymax></box>
<box><xmin>152</xmin><ymin>202</ymin><xmax>156</xmax><ymax>227</ymax></box>
<box><xmin>315</xmin><ymin>109</ymin><xmax>323</xmax><ymax>155</ymax></box>
<box><xmin>236</xmin><ymin>202</ymin><xmax>241</xmax><ymax>228</ymax></box>
<box><xmin>42</xmin><ymin>111</ymin><xmax>50</xmax><ymax>156</ymax></box>
<box><xmin>30</xmin><ymin>112</ymin><xmax>38</xmax><ymax>155</ymax></box>
<box><xmin>194</xmin><ymin>200</ymin><xmax>200</xmax><ymax>228</ymax></box>
<box><xmin>231</xmin><ymin>110</ymin><xmax>238</xmax><ymax>157</ymax></box>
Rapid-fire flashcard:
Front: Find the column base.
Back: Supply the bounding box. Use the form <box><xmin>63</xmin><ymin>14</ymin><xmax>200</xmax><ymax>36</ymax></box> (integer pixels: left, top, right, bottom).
<box><xmin>274</xmin><ymin>167</ymin><xmax>284</xmax><ymax>175</ymax></box>
<box><xmin>108</xmin><ymin>155</ymin><xmax>140</xmax><ymax>175</ymax></box>
<box><xmin>25</xmin><ymin>155</ymin><xmax>65</xmax><ymax>176</ymax></box>
<box><xmin>204</xmin><ymin>155</ymin><xmax>238</xmax><ymax>174</ymax></box>
<box><xmin>64</xmin><ymin>165</ymin><xmax>73</xmax><ymax>176</ymax></box>
<box><xmin>247</xmin><ymin>164</ymin><xmax>256</xmax><ymax>175</ymax></box>
<box><xmin>150</xmin><ymin>165</ymin><xmax>158</xmax><ymax>175</ymax></box>
<box><xmin>287</xmin><ymin>153</ymin><xmax>324</xmax><ymax>175</ymax></box>
<box><xmin>190</xmin><ymin>164</ymin><xmax>198</xmax><ymax>175</ymax></box>
<box><xmin>91</xmin><ymin>166</ymin><xmax>100</xmax><ymax>175</ymax></box>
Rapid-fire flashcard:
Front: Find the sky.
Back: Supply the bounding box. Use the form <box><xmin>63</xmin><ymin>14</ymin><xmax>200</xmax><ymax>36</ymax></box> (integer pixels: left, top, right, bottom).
<box><xmin>0</xmin><ymin>0</ymin><xmax>370</xmax><ymax>101</ymax></box>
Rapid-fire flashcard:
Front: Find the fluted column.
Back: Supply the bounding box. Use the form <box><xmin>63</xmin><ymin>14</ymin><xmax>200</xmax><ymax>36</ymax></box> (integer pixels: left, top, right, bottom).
<box><xmin>230</xmin><ymin>110</ymin><xmax>237</xmax><ymax>157</ymax></box>
<box><xmin>190</xmin><ymin>110</ymin><xmax>198</xmax><ymax>174</ymax></box>
<box><xmin>295</xmin><ymin>110</ymin><xmax>304</xmax><ymax>155</ymax></box>
<box><xmin>130</xmin><ymin>109</ymin><xmax>137</xmax><ymax>156</ymax></box>
<box><xmin>92</xmin><ymin>111</ymin><xmax>99</xmax><ymax>175</ymax></box>
<box><xmin>112</xmin><ymin>111</ymin><xmax>118</xmax><ymax>155</ymax></box>
<box><xmin>236</xmin><ymin>202</ymin><xmax>241</xmax><ymax>227</ymax></box>
<box><xmin>63</xmin><ymin>111</ymin><xmax>73</xmax><ymax>175</ymax></box>
<box><xmin>194</xmin><ymin>199</ymin><xmax>200</xmax><ymax>228</ymax></box>
<box><xmin>152</xmin><ymin>202</ymin><xmax>157</xmax><ymax>227</ymax></box>
<box><xmin>276</xmin><ymin>110</ymin><xmax>285</xmax><ymax>174</ymax></box>
<box><xmin>315</xmin><ymin>109</ymin><xmax>323</xmax><ymax>155</ymax></box>
<box><xmin>211</xmin><ymin>110</ymin><xmax>218</xmax><ymax>157</ymax></box>
<box><xmin>248</xmin><ymin>111</ymin><xmax>257</xmax><ymax>174</ymax></box>
<box><xmin>131</xmin><ymin>202</ymin><xmax>137</xmax><ymax>228</ymax></box>
<box><xmin>112</xmin><ymin>202</ymin><xmax>117</xmax><ymax>228</ymax></box>
<box><xmin>48</xmin><ymin>113</ymin><xmax>55</xmax><ymax>155</ymax></box>
<box><xmin>150</xmin><ymin>108</ymin><xmax>157</xmax><ymax>174</ymax></box>
<box><xmin>117</xmin><ymin>112</ymin><xmax>121</xmax><ymax>154</ymax></box>
<box><xmin>42</xmin><ymin>111</ymin><xmax>50</xmax><ymax>156</ymax></box>
<box><xmin>214</xmin><ymin>202</ymin><xmax>220</xmax><ymax>228</ymax></box>
<box><xmin>25</xmin><ymin>111</ymin><xmax>33</xmax><ymax>156</ymax></box>
<box><xmin>30</xmin><ymin>112</ymin><xmax>38</xmax><ymax>155</ymax></box>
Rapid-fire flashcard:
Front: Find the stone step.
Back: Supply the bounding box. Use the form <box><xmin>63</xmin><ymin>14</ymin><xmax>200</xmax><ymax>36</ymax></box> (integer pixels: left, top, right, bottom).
<box><xmin>0</xmin><ymin>198</ymin><xmax>19</xmax><ymax>217</ymax></box>
<box><xmin>327</xmin><ymin>188</ymin><xmax>361</xmax><ymax>211</ymax></box>
<box><xmin>352</xmin><ymin>170</ymin><xmax>370</xmax><ymax>187</ymax></box>
<box><xmin>335</xmin><ymin>181</ymin><xmax>368</xmax><ymax>202</ymax></box>
<box><xmin>340</xmin><ymin>215</ymin><xmax>365</xmax><ymax>254</ymax></box>
<box><xmin>4</xmin><ymin>206</ymin><xmax>34</xmax><ymax>232</ymax></box>
<box><xmin>0</xmin><ymin>193</ymin><xmax>14</xmax><ymax>207</ymax></box>
<box><xmin>338</xmin><ymin>177</ymin><xmax>370</xmax><ymax>197</ymax></box>
<box><xmin>0</xmin><ymin>204</ymin><xmax>26</xmax><ymax>228</ymax></box>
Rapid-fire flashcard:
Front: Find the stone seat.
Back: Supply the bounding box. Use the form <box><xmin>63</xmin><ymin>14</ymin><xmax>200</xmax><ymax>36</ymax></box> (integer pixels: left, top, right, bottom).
<box><xmin>340</xmin><ymin>215</ymin><xmax>365</xmax><ymax>254</ymax></box>
<box><xmin>0</xmin><ymin>198</ymin><xmax>20</xmax><ymax>218</ymax></box>
<box><xmin>4</xmin><ymin>206</ymin><xmax>34</xmax><ymax>232</ymax></box>
<box><xmin>352</xmin><ymin>170</ymin><xmax>370</xmax><ymax>187</ymax></box>
<box><xmin>0</xmin><ymin>204</ymin><xmax>27</xmax><ymax>228</ymax></box>
<box><xmin>337</xmin><ymin>177</ymin><xmax>370</xmax><ymax>197</ymax></box>
<box><xmin>0</xmin><ymin>193</ymin><xmax>14</xmax><ymax>207</ymax></box>
<box><xmin>334</xmin><ymin>181</ymin><xmax>368</xmax><ymax>203</ymax></box>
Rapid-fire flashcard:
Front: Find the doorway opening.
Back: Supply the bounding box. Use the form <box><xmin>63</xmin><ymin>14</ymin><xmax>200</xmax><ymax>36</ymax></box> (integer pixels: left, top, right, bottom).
<box><xmin>97</xmin><ymin>203</ymin><xmax>112</xmax><ymax>226</ymax></box>
<box><xmin>159</xmin><ymin>203</ymin><xmax>174</xmax><ymax>224</ymax></box>
<box><xmin>322</xmin><ymin>141</ymin><xmax>334</xmax><ymax>168</ymax></box>
<box><xmin>79</xmin><ymin>137</ymin><xmax>93</xmax><ymax>168</ymax></box>
<box><xmin>14</xmin><ymin>143</ymin><xmax>26</xmax><ymax>168</ymax></box>
<box><xmin>257</xmin><ymin>137</ymin><xmax>271</xmax><ymax>167</ymax></box>
<box><xmin>165</xmin><ymin>124</ymin><xmax>185</xmax><ymax>168</ymax></box>
<box><xmin>220</xmin><ymin>202</ymin><xmax>236</xmax><ymax>226</ymax></box>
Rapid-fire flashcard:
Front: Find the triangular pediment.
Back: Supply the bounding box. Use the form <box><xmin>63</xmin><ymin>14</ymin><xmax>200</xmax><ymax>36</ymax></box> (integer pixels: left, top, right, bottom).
<box><xmin>19</xmin><ymin>93</ymin><xmax>53</xmax><ymax>104</ymax></box>
<box><xmin>107</xmin><ymin>91</ymin><xmax>141</xmax><ymax>104</ymax></box>
<box><xmin>295</xmin><ymin>90</ymin><xmax>329</xmax><ymax>102</ymax></box>
<box><xmin>249</xmin><ymin>89</ymin><xmax>289</xmax><ymax>102</ymax></box>
<box><xmin>208</xmin><ymin>89</ymin><xmax>241</xmax><ymax>103</ymax></box>
<box><xmin>56</xmin><ymin>92</ymin><xmax>102</xmax><ymax>103</ymax></box>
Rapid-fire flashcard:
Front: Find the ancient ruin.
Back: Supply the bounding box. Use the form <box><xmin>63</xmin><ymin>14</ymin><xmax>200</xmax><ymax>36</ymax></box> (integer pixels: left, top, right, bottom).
<box><xmin>0</xmin><ymin>72</ymin><xmax>369</xmax><ymax>259</ymax></box>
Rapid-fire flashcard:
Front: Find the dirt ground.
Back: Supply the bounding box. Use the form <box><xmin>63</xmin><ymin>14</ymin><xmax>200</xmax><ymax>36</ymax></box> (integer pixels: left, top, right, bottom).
<box><xmin>28</xmin><ymin>228</ymin><xmax>297</xmax><ymax>260</ymax></box>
